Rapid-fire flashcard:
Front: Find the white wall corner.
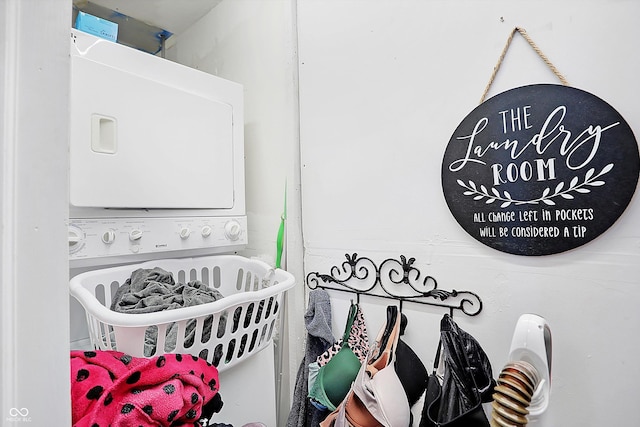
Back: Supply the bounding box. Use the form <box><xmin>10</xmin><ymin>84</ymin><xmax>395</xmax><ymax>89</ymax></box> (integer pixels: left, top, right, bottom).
<box><xmin>1</xmin><ymin>0</ymin><xmax>71</xmax><ymax>424</ymax></box>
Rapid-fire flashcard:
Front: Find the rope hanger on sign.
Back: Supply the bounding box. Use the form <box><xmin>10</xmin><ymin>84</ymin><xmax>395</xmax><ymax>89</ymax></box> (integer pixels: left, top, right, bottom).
<box><xmin>479</xmin><ymin>27</ymin><xmax>570</xmax><ymax>104</ymax></box>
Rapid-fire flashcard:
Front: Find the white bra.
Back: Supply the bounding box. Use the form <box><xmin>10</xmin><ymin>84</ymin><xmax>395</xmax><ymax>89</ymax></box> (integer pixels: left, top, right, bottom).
<box><xmin>321</xmin><ymin>307</ymin><xmax>410</xmax><ymax>427</ymax></box>
<box><xmin>352</xmin><ymin>310</ymin><xmax>410</xmax><ymax>427</ymax></box>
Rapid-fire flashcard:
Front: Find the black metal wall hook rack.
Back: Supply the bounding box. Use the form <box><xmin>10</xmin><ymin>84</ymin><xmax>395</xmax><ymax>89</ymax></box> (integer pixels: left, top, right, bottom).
<box><xmin>305</xmin><ymin>253</ymin><xmax>483</xmax><ymax>317</ymax></box>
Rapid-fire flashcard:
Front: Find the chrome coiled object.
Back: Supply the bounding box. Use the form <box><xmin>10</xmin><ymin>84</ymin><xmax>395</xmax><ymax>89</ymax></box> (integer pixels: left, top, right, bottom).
<box><xmin>490</xmin><ymin>360</ymin><xmax>540</xmax><ymax>427</ymax></box>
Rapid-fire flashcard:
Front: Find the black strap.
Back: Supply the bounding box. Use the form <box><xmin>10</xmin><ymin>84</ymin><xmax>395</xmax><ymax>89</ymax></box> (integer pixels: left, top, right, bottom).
<box><xmin>377</xmin><ymin>305</ymin><xmax>398</xmax><ymax>354</ymax></box>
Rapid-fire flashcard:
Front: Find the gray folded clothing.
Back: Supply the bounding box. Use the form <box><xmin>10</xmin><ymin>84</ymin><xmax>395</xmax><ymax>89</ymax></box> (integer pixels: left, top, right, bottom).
<box><xmin>111</xmin><ymin>267</ymin><xmax>225</xmax><ymax>356</ymax></box>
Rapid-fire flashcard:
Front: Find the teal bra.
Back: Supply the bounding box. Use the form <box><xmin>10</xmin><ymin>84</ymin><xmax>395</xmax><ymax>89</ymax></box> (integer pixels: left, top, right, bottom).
<box><xmin>308</xmin><ymin>303</ymin><xmax>362</xmax><ymax>411</ymax></box>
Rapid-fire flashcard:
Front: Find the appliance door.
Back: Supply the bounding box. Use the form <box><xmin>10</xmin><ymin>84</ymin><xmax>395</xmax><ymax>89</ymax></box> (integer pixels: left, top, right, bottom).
<box><xmin>70</xmin><ymin>29</ymin><xmax>238</xmax><ymax>209</ymax></box>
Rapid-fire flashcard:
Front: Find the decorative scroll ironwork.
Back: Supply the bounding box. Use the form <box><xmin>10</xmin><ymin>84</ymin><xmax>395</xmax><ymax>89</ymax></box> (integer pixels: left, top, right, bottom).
<box><xmin>306</xmin><ymin>253</ymin><xmax>483</xmax><ymax>316</ymax></box>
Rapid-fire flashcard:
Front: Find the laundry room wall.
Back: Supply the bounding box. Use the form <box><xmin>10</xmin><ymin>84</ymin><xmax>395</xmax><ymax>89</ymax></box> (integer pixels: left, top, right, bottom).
<box><xmin>297</xmin><ymin>1</ymin><xmax>640</xmax><ymax>426</ymax></box>
<box><xmin>1</xmin><ymin>0</ymin><xmax>71</xmax><ymax>424</ymax></box>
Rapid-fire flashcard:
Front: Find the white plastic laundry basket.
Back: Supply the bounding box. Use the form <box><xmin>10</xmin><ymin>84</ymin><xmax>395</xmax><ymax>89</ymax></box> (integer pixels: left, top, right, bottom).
<box><xmin>70</xmin><ymin>255</ymin><xmax>295</xmax><ymax>372</ymax></box>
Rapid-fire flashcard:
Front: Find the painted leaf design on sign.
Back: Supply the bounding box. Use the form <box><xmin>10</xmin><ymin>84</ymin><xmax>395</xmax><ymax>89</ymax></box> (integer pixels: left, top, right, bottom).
<box><xmin>456</xmin><ymin>163</ymin><xmax>614</xmax><ymax>208</ymax></box>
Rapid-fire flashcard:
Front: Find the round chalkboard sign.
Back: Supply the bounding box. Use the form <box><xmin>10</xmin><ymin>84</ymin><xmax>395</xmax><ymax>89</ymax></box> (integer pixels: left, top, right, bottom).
<box><xmin>441</xmin><ymin>84</ymin><xmax>639</xmax><ymax>256</ymax></box>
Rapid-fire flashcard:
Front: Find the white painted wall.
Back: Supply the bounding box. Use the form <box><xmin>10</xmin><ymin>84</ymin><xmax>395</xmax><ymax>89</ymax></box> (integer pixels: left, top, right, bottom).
<box><xmin>1</xmin><ymin>0</ymin><xmax>71</xmax><ymax>424</ymax></box>
<box><xmin>297</xmin><ymin>1</ymin><xmax>640</xmax><ymax>426</ymax></box>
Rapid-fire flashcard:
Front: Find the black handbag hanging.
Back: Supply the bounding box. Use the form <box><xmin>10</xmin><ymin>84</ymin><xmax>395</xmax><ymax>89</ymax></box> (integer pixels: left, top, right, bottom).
<box><xmin>419</xmin><ymin>314</ymin><xmax>496</xmax><ymax>427</ymax></box>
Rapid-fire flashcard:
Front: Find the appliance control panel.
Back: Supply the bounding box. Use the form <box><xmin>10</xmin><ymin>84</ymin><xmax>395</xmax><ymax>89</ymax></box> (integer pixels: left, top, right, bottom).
<box><xmin>68</xmin><ymin>216</ymin><xmax>247</xmax><ymax>265</ymax></box>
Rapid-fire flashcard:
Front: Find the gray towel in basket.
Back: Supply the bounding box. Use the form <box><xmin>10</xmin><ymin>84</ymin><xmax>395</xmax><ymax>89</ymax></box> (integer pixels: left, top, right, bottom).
<box><xmin>111</xmin><ymin>267</ymin><xmax>226</xmax><ymax>356</ymax></box>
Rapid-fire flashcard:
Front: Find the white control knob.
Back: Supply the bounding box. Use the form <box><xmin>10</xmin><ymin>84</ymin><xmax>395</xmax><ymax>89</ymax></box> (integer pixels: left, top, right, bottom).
<box><xmin>129</xmin><ymin>229</ymin><xmax>143</xmax><ymax>241</ymax></box>
<box><xmin>68</xmin><ymin>225</ymin><xmax>84</xmax><ymax>253</ymax></box>
<box><xmin>101</xmin><ymin>229</ymin><xmax>116</xmax><ymax>244</ymax></box>
<box><xmin>201</xmin><ymin>225</ymin><xmax>212</xmax><ymax>238</ymax></box>
<box><xmin>224</xmin><ymin>220</ymin><xmax>242</xmax><ymax>241</ymax></box>
<box><xmin>179</xmin><ymin>227</ymin><xmax>191</xmax><ymax>239</ymax></box>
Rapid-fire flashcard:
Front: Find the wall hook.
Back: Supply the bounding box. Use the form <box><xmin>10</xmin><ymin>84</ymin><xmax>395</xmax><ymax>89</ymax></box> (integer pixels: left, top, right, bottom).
<box><xmin>305</xmin><ymin>253</ymin><xmax>483</xmax><ymax>317</ymax></box>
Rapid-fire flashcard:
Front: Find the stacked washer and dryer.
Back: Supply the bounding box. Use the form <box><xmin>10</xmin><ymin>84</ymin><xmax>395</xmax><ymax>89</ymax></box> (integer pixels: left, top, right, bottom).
<box><xmin>68</xmin><ymin>29</ymin><xmax>283</xmax><ymax>426</ymax></box>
